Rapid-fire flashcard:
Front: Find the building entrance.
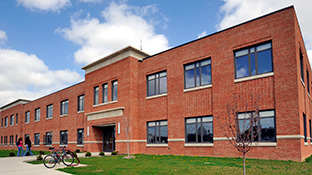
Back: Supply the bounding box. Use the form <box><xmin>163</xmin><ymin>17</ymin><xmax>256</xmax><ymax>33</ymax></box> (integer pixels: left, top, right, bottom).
<box><xmin>102</xmin><ymin>126</ymin><xmax>115</xmax><ymax>152</ymax></box>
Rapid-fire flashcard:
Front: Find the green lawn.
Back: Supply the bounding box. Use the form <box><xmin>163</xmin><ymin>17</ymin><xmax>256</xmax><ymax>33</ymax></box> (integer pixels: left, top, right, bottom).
<box><xmin>0</xmin><ymin>149</ymin><xmax>49</xmax><ymax>157</ymax></box>
<box><xmin>54</xmin><ymin>154</ymin><xmax>312</xmax><ymax>175</ymax></box>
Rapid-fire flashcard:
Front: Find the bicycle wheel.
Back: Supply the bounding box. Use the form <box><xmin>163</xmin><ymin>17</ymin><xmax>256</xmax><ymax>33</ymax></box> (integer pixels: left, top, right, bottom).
<box><xmin>43</xmin><ymin>154</ymin><xmax>57</xmax><ymax>168</ymax></box>
<box><xmin>62</xmin><ymin>153</ymin><xmax>74</xmax><ymax>166</ymax></box>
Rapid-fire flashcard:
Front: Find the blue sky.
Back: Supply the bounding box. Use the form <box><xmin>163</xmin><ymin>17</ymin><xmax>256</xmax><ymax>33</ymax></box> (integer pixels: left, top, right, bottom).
<box><xmin>0</xmin><ymin>0</ymin><xmax>311</xmax><ymax>106</ymax></box>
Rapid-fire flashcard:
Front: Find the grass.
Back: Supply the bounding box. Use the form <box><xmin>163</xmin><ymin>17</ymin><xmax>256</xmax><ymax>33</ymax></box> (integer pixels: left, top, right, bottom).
<box><xmin>0</xmin><ymin>149</ymin><xmax>49</xmax><ymax>157</ymax></box>
<box><xmin>54</xmin><ymin>154</ymin><xmax>312</xmax><ymax>175</ymax></box>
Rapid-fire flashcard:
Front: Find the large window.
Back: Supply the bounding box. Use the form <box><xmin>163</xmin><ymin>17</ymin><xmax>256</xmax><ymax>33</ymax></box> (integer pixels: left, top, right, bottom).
<box><xmin>77</xmin><ymin>129</ymin><xmax>84</xmax><ymax>145</ymax></box>
<box><xmin>35</xmin><ymin>108</ymin><xmax>40</xmax><ymax>121</ymax></box>
<box><xmin>300</xmin><ymin>50</ymin><xmax>304</xmax><ymax>81</ymax></box>
<box><xmin>303</xmin><ymin>113</ymin><xmax>307</xmax><ymax>142</ymax></box>
<box><xmin>5</xmin><ymin>117</ymin><xmax>8</xmax><ymax>127</ymax></box>
<box><xmin>34</xmin><ymin>133</ymin><xmax>40</xmax><ymax>145</ymax></box>
<box><xmin>47</xmin><ymin>104</ymin><xmax>53</xmax><ymax>119</ymax></box>
<box><xmin>1</xmin><ymin>118</ymin><xmax>3</xmax><ymax>127</ymax></box>
<box><xmin>94</xmin><ymin>86</ymin><xmax>99</xmax><ymax>105</ymax></box>
<box><xmin>147</xmin><ymin>71</ymin><xmax>167</xmax><ymax>96</ymax></box>
<box><xmin>45</xmin><ymin>132</ymin><xmax>52</xmax><ymax>145</ymax></box>
<box><xmin>307</xmin><ymin>70</ymin><xmax>310</xmax><ymax>94</ymax></box>
<box><xmin>185</xmin><ymin>116</ymin><xmax>213</xmax><ymax>143</ymax></box>
<box><xmin>184</xmin><ymin>59</ymin><xmax>211</xmax><ymax>89</ymax></box>
<box><xmin>238</xmin><ymin>110</ymin><xmax>276</xmax><ymax>142</ymax></box>
<box><xmin>60</xmin><ymin>130</ymin><xmax>68</xmax><ymax>145</ymax></box>
<box><xmin>102</xmin><ymin>84</ymin><xmax>108</xmax><ymax>103</ymax></box>
<box><xmin>78</xmin><ymin>95</ymin><xmax>84</xmax><ymax>111</ymax></box>
<box><xmin>235</xmin><ymin>42</ymin><xmax>273</xmax><ymax>79</ymax></box>
<box><xmin>10</xmin><ymin>115</ymin><xmax>14</xmax><ymax>126</ymax></box>
<box><xmin>25</xmin><ymin>111</ymin><xmax>30</xmax><ymax>123</ymax></box>
<box><xmin>147</xmin><ymin>120</ymin><xmax>168</xmax><ymax>144</ymax></box>
<box><xmin>60</xmin><ymin>100</ymin><xmax>68</xmax><ymax>115</ymax></box>
<box><xmin>112</xmin><ymin>80</ymin><xmax>118</xmax><ymax>101</ymax></box>
<box><xmin>16</xmin><ymin>114</ymin><xmax>18</xmax><ymax>125</ymax></box>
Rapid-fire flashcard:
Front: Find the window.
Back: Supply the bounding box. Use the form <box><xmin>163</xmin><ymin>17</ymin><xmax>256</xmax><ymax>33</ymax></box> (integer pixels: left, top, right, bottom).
<box><xmin>147</xmin><ymin>120</ymin><xmax>168</xmax><ymax>144</ymax></box>
<box><xmin>34</xmin><ymin>133</ymin><xmax>40</xmax><ymax>145</ymax></box>
<box><xmin>47</xmin><ymin>104</ymin><xmax>53</xmax><ymax>119</ymax></box>
<box><xmin>5</xmin><ymin>117</ymin><xmax>8</xmax><ymax>127</ymax></box>
<box><xmin>16</xmin><ymin>114</ymin><xmax>18</xmax><ymax>124</ymax></box>
<box><xmin>184</xmin><ymin>59</ymin><xmax>211</xmax><ymax>89</ymax></box>
<box><xmin>15</xmin><ymin>135</ymin><xmax>17</xmax><ymax>145</ymax></box>
<box><xmin>10</xmin><ymin>115</ymin><xmax>14</xmax><ymax>126</ymax></box>
<box><xmin>9</xmin><ymin>135</ymin><xmax>13</xmax><ymax>145</ymax></box>
<box><xmin>77</xmin><ymin>129</ymin><xmax>84</xmax><ymax>145</ymax></box>
<box><xmin>147</xmin><ymin>71</ymin><xmax>167</xmax><ymax>96</ymax></box>
<box><xmin>1</xmin><ymin>118</ymin><xmax>3</xmax><ymax>127</ymax></box>
<box><xmin>300</xmin><ymin>50</ymin><xmax>304</xmax><ymax>81</ymax></box>
<box><xmin>303</xmin><ymin>113</ymin><xmax>307</xmax><ymax>142</ymax></box>
<box><xmin>4</xmin><ymin>136</ymin><xmax>7</xmax><ymax>145</ymax></box>
<box><xmin>24</xmin><ymin>134</ymin><xmax>29</xmax><ymax>141</ymax></box>
<box><xmin>185</xmin><ymin>116</ymin><xmax>213</xmax><ymax>143</ymax></box>
<box><xmin>94</xmin><ymin>86</ymin><xmax>99</xmax><ymax>105</ymax></box>
<box><xmin>45</xmin><ymin>132</ymin><xmax>52</xmax><ymax>145</ymax></box>
<box><xmin>60</xmin><ymin>100</ymin><xmax>68</xmax><ymax>115</ymax></box>
<box><xmin>102</xmin><ymin>84</ymin><xmax>108</xmax><ymax>103</ymax></box>
<box><xmin>25</xmin><ymin>111</ymin><xmax>30</xmax><ymax>123</ymax></box>
<box><xmin>238</xmin><ymin>110</ymin><xmax>276</xmax><ymax>142</ymax></box>
<box><xmin>112</xmin><ymin>80</ymin><xmax>118</xmax><ymax>101</ymax></box>
<box><xmin>60</xmin><ymin>130</ymin><xmax>68</xmax><ymax>145</ymax></box>
<box><xmin>35</xmin><ymin>108</ymin><xmax>40</xmax><ymax>121</ymax></box>
<box><xmin>309</xmin><ymin>120</ymin><xmax>312</xmax><ymax>142</ymax></box>
<box><xmin>235</xmin><ymin>42</ymin><xmax>273</xmax><ymax>79</ymax></box>
<box><xmin>78</xmin><ymin>95</ymin><xmax>84</xmax><ymax>111</ymax></box>
<box><xmin>307</xmin><ymin>70</ymin><xmax>310</xmax><ymax>94</ymax></box>
<box><xmin>1</xmin><ymin>136</ymin><xmax>2</xmax><ymax>145</ymax></box>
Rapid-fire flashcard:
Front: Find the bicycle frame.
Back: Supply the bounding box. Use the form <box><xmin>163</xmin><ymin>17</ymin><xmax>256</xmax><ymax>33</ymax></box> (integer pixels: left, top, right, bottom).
<box><xmin>45</xmin><ymin>146</ymin><xmax>80</xmax><ymax>167</ymax></box>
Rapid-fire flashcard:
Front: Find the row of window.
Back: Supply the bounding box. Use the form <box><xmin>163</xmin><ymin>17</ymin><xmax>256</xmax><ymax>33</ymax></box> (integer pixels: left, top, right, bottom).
<box><xmin>94</xmin><ymin>80</ymin><xmax>118</xmax><ymax>105</ymax></box>
<box><xmin>0</xmin><ymin>129</ymin><xmax>84</xmax><ymax>146</ymax></box>
<box><xmin>147</xmin><ymin>110</ymin><xmax>277</xmax><ymax>144</ymax></box>
<box><xmin>146</xmin><ymin>42</ymin><xmax>273</xmax><ymax>97</ymax></box>
<box><xmin>1</xmin><ymin>114</ymin><xmax>18</xmax><ymax>128</ymax></box>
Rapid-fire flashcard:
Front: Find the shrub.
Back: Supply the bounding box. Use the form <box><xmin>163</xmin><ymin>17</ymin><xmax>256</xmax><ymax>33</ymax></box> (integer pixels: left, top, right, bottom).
<box><xmin>39</xmin><ymin>151</ymin><xmax>45</xmax><ymax>155</ymax></box>
<box><xmin>37</xmin><ymin>155</ymin><xmax>43</xmax><ymax>161</ymax></box>
<box><xmin>111</xmin><ymin>150</ymin><xmax>118</xmax><ymax>155</ymax></box>
<box><xmin>26</xmin><ymin>152</ymin><xmax>30</xmax><ymax>156</ymax></box>
<box><xmin>85</xmin><ymin>152</ymin><xmax>92</xmax><ymax>157</ymax></box>
<box><xmin>99</xmin><ymin>152</ymin><xmax>105</xmax><ymax>156</ymax></box>
<box><xmin>75</xmin><ymin>149</ymin><xmax>80</xmax><ymax>153</ymax></box>
<box><xmin>9</xmin><ymin>152</ymin><xmax>15</xmax><ymax>157</ymax></box>
<box><xmin>305</xmin><ymin>155</ymin><xmax>312</xmax><ymax>162</ymax></box>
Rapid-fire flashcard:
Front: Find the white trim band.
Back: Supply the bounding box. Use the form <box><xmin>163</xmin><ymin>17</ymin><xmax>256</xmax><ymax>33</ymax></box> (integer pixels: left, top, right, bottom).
<box><xmin>146</xmin><ymin>93</ymin><xmax>167</xmax><ymax>100</ymax></box>
<box><xmin>184</xmin><ymin>143</ymin><xmax>214</xmax><ymax>147</ymax></box>
<box><xmin>168</xmin><ymin>138</ymin><xmax>185</xmax><ymax>142</ymax></box>
<box><xmin>146</xmin><ymin>144</ymin><xmax>168</xmax><ymax>147</ymax></box>
<box><xmin>234</xmin><ymin>72</ymin><xmax>274</xmax><ymax>83</ymax></box>
<box><xmin>184</xmin><ymin>84</ymin><xmax>212</xmax><ymax>93</ymax></box>
<box><xmin>115</xmin><ymin>140</ymin><xmax>146</xmax><ymax>143</ymax></box>
<box><xmin>84</xmin><ymin>141</ymin><xmax>103</xmax><ymax>144</ymax></box>
<box><xmin>276</xmin><ymin>135</ymin><xmax>305</xmax><ymax>139</ymax></box>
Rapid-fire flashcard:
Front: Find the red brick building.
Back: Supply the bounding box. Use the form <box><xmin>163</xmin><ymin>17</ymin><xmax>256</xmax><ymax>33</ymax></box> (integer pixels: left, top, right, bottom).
<box><xmin>1</xmin><ymin>6</ymin><xmax>311</xmax><ymax>161</ymax></box>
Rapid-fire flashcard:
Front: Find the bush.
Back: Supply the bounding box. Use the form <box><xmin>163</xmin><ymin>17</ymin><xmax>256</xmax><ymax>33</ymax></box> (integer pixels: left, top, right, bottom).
<box><xmin>99</xmin><ymin>152</ymin><xmax>105</xmax><ymax>156</ymax></box>
<box><xmin>305</xmin><ymin>155</ymin><xmax>312</xmax><ymax>162</ymax></box>
<box><xmin>75</xmin><ymin>149</ymin><xmax>80</xmax><ymax>153</ymax></box>
<box><xmin>85</xmin><ymin>152</ymin><xmax>92</xmax><ymax>157</ymax></box>
<box><xmin>37</xmin><ymin>155</ymin><xmax>43</xmax><ymax>161</ymax></box>
<box><xmin>39</xmin><ymin>151</ymin><xmax>45</xmax><ymax>155</ymax></box>
<box><xmin>25</xmin><ymin>152</ymin><xmax>30</xmax><ymax>156</ymax></box>
<box><xmin>9</xmin><ymin>152</ymin><xmax>15</xmax><ymax>157</ymax></box>
<box><xmin>111</xmin><ymin>150</ymin><xmax>118</xmax><ymax>155</ymax></box>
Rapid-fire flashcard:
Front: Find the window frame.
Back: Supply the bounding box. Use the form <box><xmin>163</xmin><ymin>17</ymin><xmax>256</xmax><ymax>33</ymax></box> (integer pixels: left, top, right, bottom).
<box><xmin>34</xmin><ymin>133</ymin><xmax>40</xmax><ymax>145</ymax></box>
<box><xmin>5</xmin><ymin>117</ymin><xmax>8</xmax><ymax>127</ymax></box>
<box><xmin>25</xmin><ymin>111</ymin><xmax>30</xmax><ymax>123</ymax></box>
<box><xmin>10</xmin><ymin>115</ymin><xmax>14</xmax><ymax>126</ymax></box>
<box><xmin>146</xmin><ymin>120</ymin><xmax>168</xmax><ymax>144</ymax></box>
<box><xmin>45</xmin><ymin>132</ymin><xmax>52</xmax><ymax>145</ymax></box>
<box><xmin>185</xmin><ymin>116</ymin><xmax>213</xmax><ymax>143</ymax></box>
<box><xmin>35</xmin><ymin>108</ymin><xmax>40</xmax><ymax>121</ymax></box>
<box><xmin>309</xmin><ymin>119</ymin><xmax>312</xmax><ymax>142</ymax></box>
<box><xmin>307</xmin><ymin>70</ymin><xmax>310</xmax><ymax>94</ymax></box>
<box><xmin>112</xmin><ymin>80</ymin><xmax>118</xmax><ymax>101</ymax></box>
<box><xmin>60</xmin><ymin>130</ymin><xmax>68</xmax><ymax>145</ymax></box>
<box><xmin>46</xmin><ymin>104</ymin><xmax>53</xmax><ymax>119</ymax></box>
<box><xmin>94</xmin><ymin>86</ymin><xmax>99</xmax><ymax>105</ymax></box>
<box><xmin>147</xmin><ymin>71</ymin><xmax>167</xmax><ymax>97</ymax></box>
<box><xmin>184</xmin><ymin>59</ymin><xmax>212</xmax><ymax>89</ymax></box>
<box><xmin>77</xmin><ymin>129</ymin><xmax>84</xmax><ymax>145</ymax></box>
<box><xmin>234</xmin><ymin>42</ymin><xmax>273</xmax><ymax>79</ymax></box>
<box><xmin>60</xmin><ymin>100</ymin><xmax>68</xmax><ymax>115</ymax></box>
<box><xmin>78</xmin><ymin>95</ymin><xmax>84</xmax><ymax>112</ymax></box>
<box><xmin>102</xmin><ymin>83</ymin><xmax>108</xmax><ymax>103</ymax></box>
<box><xmin>303</xmin><ymin>113</ymin><xmax>307</xmax><ymax>142</ymax></box>
<box><xmin>300</xmin><ymin>50</ymin><xmax>304</xmax><ymax>82</ymax></box>
<box><xmin>16</xmin><ymin>113</ymin><xmax>18</xmax><ymax>125</ymax></box>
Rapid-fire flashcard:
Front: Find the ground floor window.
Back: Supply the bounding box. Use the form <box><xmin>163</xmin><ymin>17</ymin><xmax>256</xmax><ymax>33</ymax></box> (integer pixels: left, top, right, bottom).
<box><xmin>185</xmin><ymin>116</ymin><xmax>213</xmax><ymax>143</ymax></box>
<box><xmin>44</xmin><ymin>132</ymin><xmax>52</xmax><ymax>145</ymax></box>
<box><xmin>9</xmin><ymin>135</ymin><xmax>14</xmax><ymax>145</ymax></box>
<box><xmin>34</xmin><ymin>133</ymin><xmax>40</xmax><ymax>145</ymax></box>
<box><xmin>4</xmin><ymin>136</ymin><xmax>7</xmax><ymax>145</ymax></box>
<box><xmin>238</xmin><ymin>110</ymin><xmax>276</xmax><ymax>142</ymax></box>
<box><xmin>77</xmin><ymin>129</ymin><xmax>84</xmax><ymax>145</ymax></box>
<box><xmin>147</xmin><ymin>120</ymin><xmax>168</xmax><ymax>144</ymax></box>
<box><xmin>60</xmin><ymin>130</ymin><xmax>68</xmax><ymax>145</ymax></box>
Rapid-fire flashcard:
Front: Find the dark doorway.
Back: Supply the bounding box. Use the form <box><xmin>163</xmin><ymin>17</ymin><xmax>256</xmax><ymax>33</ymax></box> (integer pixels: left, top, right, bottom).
<box><xmin>103</xmin><ymin>126</ymin><xmax>115</xmax><ymax>152</ymax></box>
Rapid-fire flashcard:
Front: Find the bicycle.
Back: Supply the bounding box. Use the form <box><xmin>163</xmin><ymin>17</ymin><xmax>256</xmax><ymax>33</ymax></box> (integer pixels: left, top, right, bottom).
<box><xmin>43</xmin><ymin>146</ymin><xmax>79</xmax><ymax>168</ymax></box>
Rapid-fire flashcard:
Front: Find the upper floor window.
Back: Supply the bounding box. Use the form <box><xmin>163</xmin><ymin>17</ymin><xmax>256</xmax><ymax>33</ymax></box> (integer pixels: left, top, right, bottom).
<box><xmin>147</xmin><ymin>71</ymin><xmax>167</xmax><ymax>96</ymax></box>
<box><xmin>112</xmin><ymin>80</ymin><xmax>118</xmax><ymax>101</ymax></box>
<box><xmin>300</xmin><ymin>50</ymin><xmax>304</xmax><ymax>81</ymax></box>
<box><xmin>303</xmin><ymin>113</ymin><xmax>307</xmax><ymax>142</ymax></box>
<box><xmin>25</xmin><ymin>111</ymin><xmax>30</xmax><ymax>123</ymax></box>
<box><xmin>309</xmin><ymin>120</ymin><xmax>312</xmax><ymax>142</ymax></box>
<box><xmin>10</xmin><ymin>115</ymin><xmax>14</xmax><ymax>126</ymax></box>
<box><xmin>34</xmin><ymin>133</ymin><xmax>40</xmax><ymax>145</ymax></box>
<box><xmin>35</xmin><ymin>108</ymin><xmax>40</xmax><ymax>121</ymax></box>
<box><xmin>235</xmin><ymin>42</ymin><xmax>272</xmax><ymax>79</ymax></box>
<box><xmin>94</xmin><ymin>86</ymin><xmax>99</xmax><ymax>105</ymax></box>
<box><xmin>47</xmin><ymin>104</ymin><xmax>53</xmax><ymax>119</ymax></box>
<box><xmin>60</xmin><ymin>130</ymin><xmax>68</xmax><ymax>145</ymax></box>
<box><xmin>5</xmin><ymin>117</ymin><xmax>8</xmax><ymax>127</ymax></box>
<box><xmin>77</xmin><ymin>129</ymin><xmax>84</xmax><ymax>145</ymax></box>
<box><xmin>185</xmin><ymin>116</ymin><xmax>213</xmax><ymax>143</ymax></box>
<box><xmin>184</xmin><ymin>59</ymin><xmax>211</xmax><ymax>89</ymax></box>
<box><xmin>102</xmin><ymin>84</ymin><xmax>108</xmax><ymax>103</ymax></box>
<box><xmin>78</xmin><ymin>95</ymin><xmax>84</xmax><ymax>111</ymax></box>
<box><xmin>60</xmin><ymin>100</ymin><xmax>68</xmax><ymax>115</ymax></box>
<box><xmin>238</xmin><ymin>110</ymin><xmax>276</xmax><ymax>142</ymax></box>
<box><xmin>16</xmin><ymin>114</ymin><xmax>18</xmax><ymax>125</ymax></box>
<box><xmin>147</xmin><ymin>120</ymin><xmax>168</xmax><ymax>144</ymax></box>
<box><xmin>1</xmin><ymin>118</ymin><xmax>3</xmax><ymax>127</ymax></box>
<box><xmin>307</xmin><ymin>70</ymin><xmax>310</xmax><ymax>94</ymax></box>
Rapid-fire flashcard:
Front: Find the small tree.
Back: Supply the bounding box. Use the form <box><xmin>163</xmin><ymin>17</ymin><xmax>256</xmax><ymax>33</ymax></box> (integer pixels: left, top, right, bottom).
<box><xmin>218</xmin><ymin>94</ymin><xmax>260</xmax><ymax>175</ymax></box>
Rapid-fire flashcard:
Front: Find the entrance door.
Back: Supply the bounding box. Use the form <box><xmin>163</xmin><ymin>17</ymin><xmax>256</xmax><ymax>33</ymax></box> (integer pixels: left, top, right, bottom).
<box><xmin>103</xmin><ymin>126</ymin><xmax>115</xmax><ymax>152</ymax></box>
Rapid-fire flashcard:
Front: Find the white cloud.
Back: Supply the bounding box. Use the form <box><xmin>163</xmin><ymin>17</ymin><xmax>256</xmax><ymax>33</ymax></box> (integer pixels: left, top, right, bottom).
<box><xmin>197</xmin><ymin>31</ymin><xmax>207</xmax><ymax>39</ymax></box>
<box><xmin>0</xmin><ymin>30</ymin><xmax>7</xmax><ymax>41</ymax></box>
<box><xmin>80</xmin><ymin>0</ymin><xmax>102</xmax><ymax>3</ymax></box>
<box><xmin>217</xmin><ymin>0</ymin><xmax>312</xmax><ymax>65</ymax></box>
<box><xmin>56</xmin><ymin>1</ymin><xmax>169</xmax><ymax>64</ymax></box>
<box><xmin>0</xmin><ymin>45</ymin><xmax>83</xmax><ymax>107</ymax></box>
<box><xmin>16</xmin><ymin>0</ymin><xmax>71</xmax><ymax>12</ymax></box>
